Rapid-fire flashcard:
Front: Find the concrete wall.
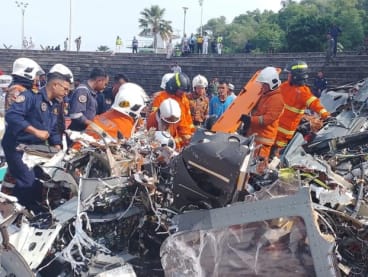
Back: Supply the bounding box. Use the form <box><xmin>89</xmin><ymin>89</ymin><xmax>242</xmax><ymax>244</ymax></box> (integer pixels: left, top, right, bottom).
<box><xmin>0</xmin><ymin>49</ymin><xmax>367</xmax><ymax>94</ymax></box>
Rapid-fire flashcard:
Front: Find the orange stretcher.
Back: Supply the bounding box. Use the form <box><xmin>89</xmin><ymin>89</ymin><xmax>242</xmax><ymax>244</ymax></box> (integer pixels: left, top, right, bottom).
<box><xmin>211</xmin><ymin>68</ymin><xmax>282</xmax><ymax>133</ymax></box>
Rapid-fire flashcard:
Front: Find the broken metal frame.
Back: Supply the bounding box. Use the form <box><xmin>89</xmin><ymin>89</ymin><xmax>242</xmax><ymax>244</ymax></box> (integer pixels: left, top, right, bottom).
<box><xmin>172</xmin><ymin>187</ymin><xmax>339</xmax><ymax>277</ymax></box>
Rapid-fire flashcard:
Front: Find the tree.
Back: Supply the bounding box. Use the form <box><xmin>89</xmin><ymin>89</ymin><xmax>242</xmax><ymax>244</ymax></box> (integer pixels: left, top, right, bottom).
<box><xmin>201</xmin><ymin>16</ymin><xmax>227</xmax><ymax>37</ymax></box>
<box><xmin>97</xmin><ymin>45</ymin><xmax>110</xmax><ymax>52</ymax></box>
<box><xmin>138</xmin><ymin>5</ymin><xmax>173</xmax><ymax>53</ymax></box>
<box><xmin>253</xmin><ymin>22</ymin><xmax>285</xmax><ymax>52</ymax></box>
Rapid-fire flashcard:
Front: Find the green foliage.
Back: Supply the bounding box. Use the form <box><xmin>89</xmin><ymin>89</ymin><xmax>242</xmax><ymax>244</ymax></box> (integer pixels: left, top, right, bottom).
<box><xmin>253</xmin><ymin>22</ymin><xmax>285</xmax><ymax>52</ymax></box>
<box><xmin>96</xmin><ymin>45</ymin><xmax>110</xmax><ymax>52</ymax></box>
<box><xmin>138</xmin><ymin>5</ymin><xmax>173</xmax><ymax>51</ymax></box>
<box><xmin>191</xmin><ymin>0</ymin><xmax>367</xmax><ymax>53</ymax></box>
<box><xmin>201</xmin><ymin>16</ymin><xmax>227</xmax><ymax>36</ymax></box>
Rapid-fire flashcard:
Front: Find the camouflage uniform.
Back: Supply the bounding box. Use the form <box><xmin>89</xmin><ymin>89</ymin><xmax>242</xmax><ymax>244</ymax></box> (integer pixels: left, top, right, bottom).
<box><xmin>188</xmin><ymin>93</ymin><xmax>209</xmax><ymax>126</ymax></box>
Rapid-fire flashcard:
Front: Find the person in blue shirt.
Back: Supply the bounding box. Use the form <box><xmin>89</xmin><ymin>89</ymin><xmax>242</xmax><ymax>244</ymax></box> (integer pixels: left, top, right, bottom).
<box><xmin>2</xmin><ymin>63</ymin><xmax>73</xmax><ymax>213</ymax></box>
<box><xmin>209</xmin><ymin>80</ymin><xmax>234</xmax><ymax>119</ymax></box>
<box><xmin>96</xmin><ymin>73</ymin><xmax>128</xmax><ymax>115</ymax></box>
<box><xmin>68</xmin><ymin>67</ymin><xmax>108</xmax><ymax>131</ymax></box>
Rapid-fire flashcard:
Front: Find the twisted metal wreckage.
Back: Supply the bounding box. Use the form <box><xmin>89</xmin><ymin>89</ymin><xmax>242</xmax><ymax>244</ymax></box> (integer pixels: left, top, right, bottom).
<box><xmin>1</xmin><ymin>77</ymin><xmax>368</xmax><ymax>277</ymax></box>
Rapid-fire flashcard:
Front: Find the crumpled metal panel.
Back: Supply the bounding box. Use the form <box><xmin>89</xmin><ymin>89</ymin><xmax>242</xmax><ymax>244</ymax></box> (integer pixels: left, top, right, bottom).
<box><xmin>9</xmin><ymin>223</ymin><xmax>62</xmax><ymax>270</ymax></box>
<box><xmin>162</xmin><ymin>186</ymin><xmax>338</xmax><ymax>277</ymax></box>
<box><xmin>0</xmin><ymin>245</ymin><xmax>34</xmax><ymax>277</ymax></box>
<box><xmin>281</xmin><ymin>133</ymin><xmax>327</xmax><ymax>172</ymax></box>
<box><xmin>320</xmin><ymin>89</ymin><xmax>350</xmax><ymax>114</ymax></box>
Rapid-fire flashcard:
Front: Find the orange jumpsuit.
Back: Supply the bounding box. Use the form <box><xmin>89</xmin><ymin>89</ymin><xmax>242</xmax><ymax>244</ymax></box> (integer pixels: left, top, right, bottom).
<box><xmin>246</xmin><ymin>88</ymin><xmax>284</xmax><ymax>159</ymax></box>
<box><xmin>275</xmin><ymin>81</ymin><xmax>330</xmax><ymax>148</ymax></box>
<box><xmin>146</xmin><ymin>111</ymin><xmax>182</xmax><ymax>150</ymax></box>
<box><xmin>151</xmin><ymin>91</ymin><xmax>195</xmax><ymax>147</ymax></box>
<box><xmin>85</xmin><ymin>109</ymin><xmax>135</xmax><ymax>139</ymax></box>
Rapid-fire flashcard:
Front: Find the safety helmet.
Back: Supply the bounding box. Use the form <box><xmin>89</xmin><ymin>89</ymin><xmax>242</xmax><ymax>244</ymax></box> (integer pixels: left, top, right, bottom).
<box><xmin>192</xmin><ymin>74</ymin><xmax>208</xmax><ymax>89</ymax></box>
<box><xmin>285</xmin><ymin>60</ymin><xmax>309</xmax><ymax>85</ymax></box>
<box><xmin>12</xmin><ymin>57</ymin><xmax>44</xmax><ymax>80</ymax></box>
<box><xmin>257</xmin><ymin>67</ymin><xmax>281</xmax><ymax>90</ymax></box>
<box><xmin>160</xmin><ymin>73</ymin><xmax>174</xmax><ymax>90</ymax></box>
<box><xmin>0</xmin><ymin>75</ymin><xmax>12</xmax><ymax>88</ymax></box>
<box><xmin>154</xmin><ymin>131</ymin><xmax>176</xmax><ymax>149</ymax></box>
<box><xmin>111</xmin><ymin>82</ymin><xmax>147</xmax><ymax>119</ymax></box>
<box><xmin>48</xmin><ymin>63</ymin><xmax>74</xmax><ymax>84</ymax></box>
<box><xmin>159</xmin><ymin>98</ymin><xmax>181</xmax><ymax>124</ymax></box>
<box><xmin>165</xmin><ymin>72</ymin><xmax>191</xmax><ymax>94</ymax></box>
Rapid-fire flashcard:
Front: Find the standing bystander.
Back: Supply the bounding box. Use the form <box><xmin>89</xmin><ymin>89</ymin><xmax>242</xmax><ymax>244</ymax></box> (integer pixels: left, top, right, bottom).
<box><xmin>64</xmin><ymin>38</ymin><xmax>68</xmax><ymax>51</ymax></box>
<box><xmin>202</xmin><ymin>32</ymin><xmax>209</xmax><ymax>55</ymax></box>
<box><xmin>209</xmin><ymin>80</ymin><xmax>234</xmax><ymax>119</ymax></box>
<box><xmin>75</xmin><ymin>36</ymin><xmax>82</xmax><ymax>52</ymax></box>
<box><xmin>115</xmin><ymin>36</ymin><xmax>122</xmax><ymax>52</ymax></box>
<box><xmin>329</xmin><ymin>23</ymin><xmax>342</xmax><ymax>57</ymax></box>
<box><xmin>196</xmin><ymin>34</ymin><xmax>203</xmax><ymax>54</ymax></box>
<box><xmin>217</xmin><ymin>35</ymin><xmax>223</xmax><ymax>55</ymax></box>
<box><xmin>324</xmin><ymin>33</ymin><xmax>335</xmax><ymax>66</ymax></box>
<box><xmin>132</xmin><ymin>36</ymin><xmax>138</xmax><ymax>53</ymax></box>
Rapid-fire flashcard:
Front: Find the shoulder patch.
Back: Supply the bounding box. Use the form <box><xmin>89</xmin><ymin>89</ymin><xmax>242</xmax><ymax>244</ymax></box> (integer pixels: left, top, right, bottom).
<box><xmin>41</xmin><ymin>102</ymin><xmax>47</xmax><ymax>112</ymax></box>
<box><xmin>78</xmin><ymin>95</ymin><xmax>87</xmax><ymax>103</ymax></box>
<box><xmin>14</xmin><ymin>94</ymin><xmax>25</xmax><ymax>103</ymax></box>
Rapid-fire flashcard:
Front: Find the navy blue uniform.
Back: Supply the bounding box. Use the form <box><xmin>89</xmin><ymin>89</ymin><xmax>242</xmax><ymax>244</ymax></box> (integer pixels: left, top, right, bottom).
<box><xmin>313</xmin><ymin>77</ymin><xmax>328</xmax><ymax>98</ymax></box>
<box><xmin>2</xmin><ymin>87</ymin><xmax>61</xmax><ymax>210</ymax></box>
<box><xmin>96</xmin><ymin>87</ymin><xmax>114</xmax><ymax>115</ymax></box>
<box><xmin>68</xmin><ymin>83</ymin><xmax>98</xmax><ymax>131</ymax></box>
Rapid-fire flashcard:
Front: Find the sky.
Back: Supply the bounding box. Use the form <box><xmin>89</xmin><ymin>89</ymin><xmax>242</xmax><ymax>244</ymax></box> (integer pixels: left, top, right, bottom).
<box><xmin>1</xmin><ymin>0</ymin><xmax>283</xmax><ymax>52</ymax></box>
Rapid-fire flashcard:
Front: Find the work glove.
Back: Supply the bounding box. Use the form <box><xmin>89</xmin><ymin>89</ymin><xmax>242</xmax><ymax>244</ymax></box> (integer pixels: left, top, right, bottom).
<box><xmin>240</xmin><ymin>114</ymin><xmax>251</xmax><ymax>134</ymax></box>
<box><xmin>323</xmin><ymin>116</ymin><xmax>336</xmax><ymax>126</ymax></box>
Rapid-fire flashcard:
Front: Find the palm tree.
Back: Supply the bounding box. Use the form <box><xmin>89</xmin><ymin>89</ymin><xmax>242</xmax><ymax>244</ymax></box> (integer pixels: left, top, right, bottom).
<box><xmin>97</xmin><ymin>45</ymin><xmax>110</xmax><ymax>52</ymax></box>
<box><xmin>139</xmin><ymin>5</ymin><xmax>173</xmax><ymax>53</ymax></box>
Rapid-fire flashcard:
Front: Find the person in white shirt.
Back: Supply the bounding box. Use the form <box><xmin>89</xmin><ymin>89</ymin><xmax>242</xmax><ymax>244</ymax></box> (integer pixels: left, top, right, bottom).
<box><xmin>203</xmin><ymin>32</ymin><xmax>210</xmax><ymax>55</ymax></box>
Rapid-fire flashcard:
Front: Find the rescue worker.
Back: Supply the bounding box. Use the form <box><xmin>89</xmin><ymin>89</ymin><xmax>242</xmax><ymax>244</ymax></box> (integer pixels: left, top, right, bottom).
<box><xmin>240</xmin><ymin>67</ymin><xmax>284</xmax><ymax>161</ymax></box>
<box><xmin>188</xmin><ymin>74</ymin><xmax>209</xmax><ymax>127</ymax></box>
<box><xmin>274</xmin><ymin>61</ymin><xmax>330</xmax><ymax>154</ymax></box>
<box><xmin>147</xmin><ymin>98</ymin><xmax>182</xmax><ymax>150</ymax></box>
<box><xmin>96</xmin><ymin>73</ymin><xmax>129</xmax><ymax>115</ymax></box>
<box><xmin>228</xmin><ymin>83</ymin><xmax>237</xmax><ymax>100</ymax></box>
<box><xmin>5</xmin><ymin>57</ymin><xmax>44</xmax><ymax>111</ymax></box>
<box><xmin>151</xmin><ymin>72</ymin><xmax>195</xmax><ymax>147</ymax></box>
<box><xmin>68</xmin><ymin>67</ymin><xmax>108</xmax><ymax>131</ymax></box>
<box><xmin>85</xmin><ymin>82</ymin><xmax>148</xmax><ymax>140</ymax></box>
<box><xmin>2</xmin><ymin>63</ymin><xmax>73</xmax><ymax>213</ymax></box>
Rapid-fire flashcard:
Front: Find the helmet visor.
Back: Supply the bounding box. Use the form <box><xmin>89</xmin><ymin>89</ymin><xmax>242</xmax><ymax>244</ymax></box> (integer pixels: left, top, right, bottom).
<box><xmin>161</xmin><ymin>115</ymin><xmax>180</xmax><ymax>124</ymax></box>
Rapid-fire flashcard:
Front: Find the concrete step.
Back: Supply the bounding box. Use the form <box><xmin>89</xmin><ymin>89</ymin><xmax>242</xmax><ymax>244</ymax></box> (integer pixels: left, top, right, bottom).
<box><xmin>1</xmin><ymin>49</ymin><xmax>368</xmax><ymax>94</ymax></box>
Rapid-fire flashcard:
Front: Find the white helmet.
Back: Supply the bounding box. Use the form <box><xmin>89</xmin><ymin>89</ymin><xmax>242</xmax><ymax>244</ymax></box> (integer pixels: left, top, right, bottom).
<box><xmin>111</xmin><ymin>82</ymin><xmax>147</xmax><ymax>118</ymax></box>
<box><xmin>159</xmin><ymin>98</ymin><xmax>181</xmax><ymax>124</ymax></box>
<box><xmin>0</xmin><ymin>75</ymin><xmax>12</xmax><ymax>88</ymax></box>
<box><xmin>154</xmin><ymin>131</ymin><xmax>176</xmax><ymax>149</ymax></box>
<box><xmin>12</xmin><ymin>58</ymin><xmax>44</xmax><ymax>80</ymax></box>
<box><xmin>48</xmin><ymin>64</ymin><xmax>74</xmax><ymax>84</ymax></box>
<box><xmin>160</xmin><ymin>73</ymin><xmax>174</xmax><ymax>90</ymax></box>
<box><xmin>257</xmin><ymin>66</ymin><xmax>281</xmax><ymax>91</ymax></box>
<box><xmin>192</xmin><ymin>74</ymin><xmax>208</xmax><ymax>89</ymax></box>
